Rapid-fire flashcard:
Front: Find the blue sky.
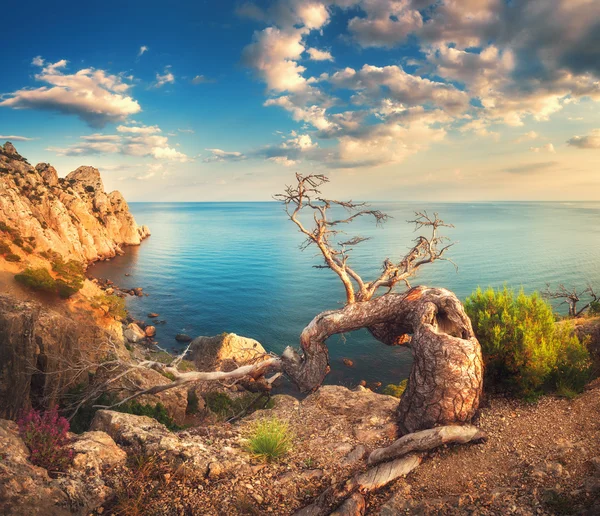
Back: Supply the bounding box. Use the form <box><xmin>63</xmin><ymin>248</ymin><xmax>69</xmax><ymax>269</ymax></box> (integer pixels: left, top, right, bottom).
<box><xmin>1</xmin><ymin>0</ymin><xmax>599</xmax><ymax>201</ymax></box>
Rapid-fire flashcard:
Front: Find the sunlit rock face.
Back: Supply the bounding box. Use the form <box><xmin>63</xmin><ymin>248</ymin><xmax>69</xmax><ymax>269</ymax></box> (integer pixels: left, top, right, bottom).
<box><xmin>0</xmin><ymin>141</ymin><xmax>150</xmax><ymax>263</ymax></box>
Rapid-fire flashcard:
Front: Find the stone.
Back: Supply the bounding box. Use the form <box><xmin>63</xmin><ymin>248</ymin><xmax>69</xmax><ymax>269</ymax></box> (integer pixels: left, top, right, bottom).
<box><xmin>148</xmin><ymin>313</ymin><xmax>159</xmax><ymax>318</ymax></box>
<box><xmin>330</xmin><ymin>493</ymin><xmax>365</xmax><ymax>516</ymax></box>
<box><xmin>343</xmin><ymin>358</ymin><xmax>354</xmax><ymax>367</ymax></box>
<box><xmin>176</xmin><ymin>334</ymin><xmax>193</xmax><ymax>343</ymax></box>
<box><xmin>189</xmin><ymin>333</ymin><xmax>268</xmax><ymax>371</ymax></box>
<box><xmin>124</xmin><ymin>323</ymin><xmax>146</xmax><ymax>343</ymax></box>
<box><xmin>68</xmin><ymin>431</ymin><xmax>127</xmax><ymax>474</ymax></box>
<box><xmin>145</xmin><ymin>325</ymin><xmax>156</xmax><ymax>338</ymax></box>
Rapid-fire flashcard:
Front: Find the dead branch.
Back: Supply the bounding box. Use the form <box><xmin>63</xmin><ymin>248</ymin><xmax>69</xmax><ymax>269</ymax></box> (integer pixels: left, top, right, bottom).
<box><xmin>275</xmin><ymin>174</ymin><xmax>456</xmax><ymax>304</ymax></box>
<box><xmin>542</xmin><ymin>282</ymin><xmax>598</xmax><ymax>317</ymax></box>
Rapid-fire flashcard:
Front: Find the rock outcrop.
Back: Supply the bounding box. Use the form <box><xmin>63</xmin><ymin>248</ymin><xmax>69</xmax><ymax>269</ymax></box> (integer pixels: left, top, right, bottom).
<box><xmin>0</xmin><ymin>294</ymin><xmax>126</xmax><ymax>419</ymax></box>
<box><xmin>189</xmin><ymin>332</ymin><xmax>267</xmax><ymax>371</ymax></box>
<box><xmin>0</xmin><ymin>142</ymin><xmax>149</xmax><ymax>263</ymax></box>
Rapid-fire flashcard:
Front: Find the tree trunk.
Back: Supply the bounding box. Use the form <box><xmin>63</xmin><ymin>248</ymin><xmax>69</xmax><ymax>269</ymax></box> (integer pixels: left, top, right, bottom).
<box><xmin>282</xmin><ymin>286</ymin><xmax>483</xmax><ymax>434</ymax></box>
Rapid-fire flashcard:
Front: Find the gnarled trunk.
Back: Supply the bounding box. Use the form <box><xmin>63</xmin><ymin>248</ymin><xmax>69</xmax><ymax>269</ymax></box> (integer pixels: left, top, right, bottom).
<box><xmin>282</xmin><ymin>286</ymin><xmax>483</xmax><ymax>433</ymax></box>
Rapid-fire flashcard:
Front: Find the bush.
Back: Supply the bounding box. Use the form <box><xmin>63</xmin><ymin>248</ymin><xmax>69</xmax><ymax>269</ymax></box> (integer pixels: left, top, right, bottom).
<box><xmin>56</xmin><ymin>279</ymin><xmax>82</xmax><ymax>299</ymax></box>
<box><xmin>465</xmin><ymin>287</ymin><xmax>592</xmax><ymax>398</ymax></box>
<box><xmin>0</xmin><ymin>240</ymin><xmax>11</xmax><ymax>254</ymax></box>
<box><xmin>550</xmin><ymin>323</ymin><xmax>592</xmax><ymax>395</ymax></box>
<box><xmin>51</xmin><ymin>258</ymin><xmax>84</xmax><ymax>298</ymax></box>
<box><xmin>91</xmin><ymin>294</ymin><xmax>127</xmax><ymax>319</ymax></box>
<box><xmin>205</xmin><ymin>391</ymin><xmax>274</xmax><ymax>420</ymax></box>
<box><xmin>15</xmin><ymin>267</ymin><xmax>56</xmax><ymax>292</ymax></box>
<box><xmin>589</xmin><ymin>301</ymin><xmax>600</xmax><ymax>316</ymax></box>
<box><xmin>382</xmin><ymin>379</ymin><xmax>408</xmax><ymax>398</ymax></box>
<box><xmin>17</xmin><ymin>406</ymin><xmax>73</xmax><ymax>472</ymax></box>
<box><xmin>5</xmin><ymin>253</ymin><xmax>21</xmax><ymax>262</ymax></box>
<box><xmin>245</xmin><ymin>417</ymin><xmax>293</xmax><ymax>461</ymax></box>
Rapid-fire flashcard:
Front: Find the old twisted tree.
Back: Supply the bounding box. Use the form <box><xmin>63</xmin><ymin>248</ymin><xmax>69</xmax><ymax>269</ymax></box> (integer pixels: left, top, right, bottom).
<box><xmin>93</xmin><ymin>173</ymin><xmax>482</xmax><ymax>434</ymax></box>
<box><xmin>274</xmin><ymin>173</ymin><xmax>483</xmax><ymax>433</ymax></box>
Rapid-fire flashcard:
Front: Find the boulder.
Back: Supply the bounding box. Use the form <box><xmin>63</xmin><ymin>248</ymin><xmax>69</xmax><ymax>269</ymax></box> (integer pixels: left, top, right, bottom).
<box><xmin>176</xmin><ymin>333</ymin><xmax>193</xmax><ymax>343</ymax></box>
<box><xmin>124</xmin><ymin>323</ymin><xmax>146</xmax><ymax>343</ymax></box>
<box><xmin>68</xmin><ymin>431</ymin><xmax>127</xmax><ymax>474</ymax></box>
<box><xmin>145</xmin><ymin>325</ymin><xmax>156</xmax><ymax>338</ymax></box>
<box><xmin>0</xmin><ymin>419</ymin><xmax>111</xmax><ymax>515</ymax></box>
<box><xmin>188</xmin><ymin>333</ymin><xmax>267</xmax><ymax>372</ymax></box>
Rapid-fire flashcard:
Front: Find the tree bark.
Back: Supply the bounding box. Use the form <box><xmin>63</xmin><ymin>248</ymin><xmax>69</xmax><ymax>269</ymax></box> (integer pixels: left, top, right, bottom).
<box><xmin>281</xmin><ymin>286</ymin><xmax>483</xmax><ymax>434</ymax></box>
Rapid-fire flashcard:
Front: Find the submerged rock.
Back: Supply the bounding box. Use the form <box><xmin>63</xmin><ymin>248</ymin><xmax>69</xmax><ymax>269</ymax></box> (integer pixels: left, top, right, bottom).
<box><xmin>175</xmin><ymin>333</ymin><xmax>193</xmax><ymax>343</ymax></box>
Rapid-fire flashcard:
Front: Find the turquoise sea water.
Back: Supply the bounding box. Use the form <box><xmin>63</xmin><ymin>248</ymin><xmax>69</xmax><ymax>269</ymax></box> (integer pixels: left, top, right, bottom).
<box><xmin>90</xmin><ymin>202</ymin><xmax>600</xmax><ymax>389</ymax></box>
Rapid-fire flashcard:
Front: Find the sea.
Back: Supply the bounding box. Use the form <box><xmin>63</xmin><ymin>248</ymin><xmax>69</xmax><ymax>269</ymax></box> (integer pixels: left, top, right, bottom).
<box><xmin>89</xmin><ymin>202</ymin><xmax>600</xmax><ymax>390</ymax></box>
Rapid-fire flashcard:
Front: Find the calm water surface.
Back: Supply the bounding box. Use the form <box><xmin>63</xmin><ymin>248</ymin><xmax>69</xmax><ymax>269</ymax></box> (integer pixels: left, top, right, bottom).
<box><xmin>90</xmin><ymin>202</ymin><xmax>600</xmax><ymax>389</ymax></box>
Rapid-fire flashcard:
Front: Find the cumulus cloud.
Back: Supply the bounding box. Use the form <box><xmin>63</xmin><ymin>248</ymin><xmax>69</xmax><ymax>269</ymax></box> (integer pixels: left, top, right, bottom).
<box><xmin>138</xmin><ymin>45</ymin><xmax>149</xmax><ymax>57</ymax></box>
<box><xmin>0</xmin><ymin>58</ymin><xmax>141</xmax><ymax>127</ymax></box>
<box><xmin>0</xmin><ymin>135</ymin><xmax>35</xmax><ymax>141</ymax></box>
<box><xmin>155</xmin><ymin>68</ymin><xmax>175</xmax><ymax>88</ymax></box>
<box><xmin>31</xmin><ymin>56</ymin><xmax>44</xmax><ymax>66</ymax></box>
<box><xmin>567</xmin><ymin>129</ymin><xmax>600</xmax><ymax>149</ymax></box>
<box><xmin>306</xmin><ymin>47</ymin><xmax>333</xmax><ymax>61</ymax></box>
<box><xmin>117</xmin><ymin>124</ymin><xmax>161</xmax><ymax>134</ymax></box>
<box><xmin>48</xmin><ymin>128</ymin><xmax>190</xmax><ymax>162</ymax></box>
<box><xmin>268</xmin><ymin>156</ymin><xmax>298</xmax><ymax>167</ymax></box>
<box><xmin>529</xmin><ymin>143</ymin><xmax>556</xmax><ymax>153</ymax></box>
<box><xmin>203</xmin><ymin>148</ymin><xmax>247</xmax><ymax>163</ymax></box>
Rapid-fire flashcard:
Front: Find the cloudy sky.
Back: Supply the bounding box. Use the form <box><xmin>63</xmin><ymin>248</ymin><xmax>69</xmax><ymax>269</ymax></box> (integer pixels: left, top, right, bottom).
<box><xmin>1</xmin><ymin>0</ymin><xmax>599</xmax><ymax>201</ymax></box>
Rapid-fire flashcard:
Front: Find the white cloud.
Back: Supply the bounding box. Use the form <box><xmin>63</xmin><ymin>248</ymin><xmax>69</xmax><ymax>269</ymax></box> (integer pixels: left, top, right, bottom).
<box><xmin>117</xmin><ymin>124</ymin><xmax>161</xmax><ymax>134</ymax></box>
<box><xmin>268</xmin><ymin>156</ymin><xmax>298</xmax><ymax>167</ymax></box>
<box><xmin>1</xmin><ymin>58</ymin><xmax>140</xmax><ymax>127</ymax></box>
<box><xmin>191</xmin><ymin>75</ymin><xmax>214</xmax><ymax>85</ymax></box>
<box><xmin>138</xmin><ymin>45</ymin><xmax>149</xmax><ymax>57</ymax></box>
<box><xmin>31</xmin><ymin>56</ymin><xmax>44</xmax><ymax>67</ymax></box>
<box><xmin>513</xmin><ymin>131</ymin><xmax>539</xmax><ymax>144</ymax></box>
<box><xmin>567</xmin><ymin>129</ymin><xmax>600</xmax><ymax>149</ymax></box>
<box><xmin>48</xmin><ymin>128</ymin><xmax>190</xmax><ymax>162</ymax></box>
<box><xmin>529</xmin><ymin>143</ymin><xmax>556</xmax><ymax>153</ymax></box>
<box><xmin>178</xmin><ymin>128</ymin><xmax>195</xmax><ymax>133</ymax></box>
<box><xmin>155</xmin><ymin>69</ymin><xmax>175</xmax><ymax>88</ymax></box>
<box><xmin>203</xmin><ymin>148</ymin><xmax>247</xmax><ymax>163</ymax></box>
<box><xmin>0</xmin><ymin>135</ymin><xmax>36</xmax><ymax>141</ymax></box>
<box><xmin>306</xmin><ymin>47</ymin><xmax>333</xmax><ymax>61</ymax></box>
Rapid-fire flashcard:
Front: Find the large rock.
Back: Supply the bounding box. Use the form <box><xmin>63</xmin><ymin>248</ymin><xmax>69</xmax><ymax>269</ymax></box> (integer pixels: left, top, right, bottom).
<box><xmin>189</xmin><ymin>332</ymin><xmax>267</xmax><ymax>371</ymax></box>
<box><xmin>68</xmin><ymin>431</ymin><xmax>127</xmax><ymax>474</ymax></box>
<box><xmin>123</xmin><ymin>322</ymin><xmax>146</xmax><ymax>343</ymax></box>
<box><xmin>0</xmin><ymin>419</ymin><xmax>111</xmax><ymax>515</ymax></box>
<box><xmin>0</xmin><ymin>142</ymin><xmax>150</xmax><ymax>262</ymax></box>
<box><xmin>0</xmin><ymin>294</ymin><xmax>126</xmax><ymax>420</ymax></box>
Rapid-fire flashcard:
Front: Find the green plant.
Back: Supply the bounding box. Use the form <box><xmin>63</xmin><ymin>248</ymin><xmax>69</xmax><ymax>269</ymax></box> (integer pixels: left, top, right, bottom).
<box><xmin>0</xmin><ymin>221</ymin><xmax>14</xmax><ymax>233</ymax></box>
<box><xmin>186</xmin><ymin>390</ymin><xmax>201</xmax><ymax>415</ymax></box>
<box><xmin>12</xmin><ymin>236</ymin><xmax>24</xmax><ymax>247</ymax></box>
<box><xmin>589</xmin><ymin>300</ymin><xmax>600</xmax><ymax>316</ymax></box>
<box><xmin>549</xmin><ymin>323</ymin><xmax>592</xmax><ymax>395</ymax></box>
<box><xmin>91</xmin><ymin>294</ymin><xmax>127</xmax><ymax>319</ymax></box>
<box><xmin>382</xmin><ymin>379</ymin><xmax>408</xmax><ymax>398</ymax></box>
<box><xmin>15</xmin><ymin>267</ymin><xmax>56</xmax><ymax>292</ymax></box>
<box><xmin>17</xmin><ymin>406</ymin><xmax>73</xmax><ymax>472</ymax></box>
<box><xmin>245</xmin><ymin>417</ymin><xmax>293</xmax><ymax>461</ymax></box>
<box><xmin>0</xmin><ymin>240</ymin><xmax>11</xmax><ymax>254</ymax></box>
<box><xmin>465</xmin><ymin>286</ymin><xmax>592</xmax><ymax>398</ymax></box>
<box><xmin>205</xmin><ymin>391</ymin><xmax>274</xmax><ymax>420</ymax></box>
<box><xmin>5</xmin><ymin>253</ymin><xmax>21</xmax><ymax>262</ymax></box>
<box><xmin>55</xmin><ymin>279</ymin><xmax>82</xmax><ymax>299</ymax></box>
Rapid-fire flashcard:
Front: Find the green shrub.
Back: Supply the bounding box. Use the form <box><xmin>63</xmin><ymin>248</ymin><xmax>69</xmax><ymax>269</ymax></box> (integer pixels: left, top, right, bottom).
<box><xmin>382</xmin><ymin>379</ymin><xmax>408</xmax><ymax>398</ymax></box>
<box><xmin>549</xmin><ymin>323</ymin><xmax>592</xmax><ymax>395</ymax></box>
<box><xmin>466</xmin><ymin>287</ymin><xmax>592</xmax><ymax>398</ymax></box>
<box><xmin>51</xmin><ymin>257</ymin><xmax>85</xmax><ymax>279</ymax></box>
<box><xmin>0</xmin><ymin>221</ymin><xmax>14</xmax><ymax>233</ymax></box>
<box><xmin>205</xmin><ymin>391</ymin><xmax>274</xmax><ymax>420</ymax></box>
<box><xmin>589</xmin><ymin>301</ymin><xmax>600</xmax><ymax>316</ymax></box>
<box><xmin>245</xmin><ymin>417</ymin><xmax>292</xmax><ymax>461</ymax></box>
<box><xmin>91</xmin><ymin>294</ymin><xmax>127</xmax><ymax>319</ymax></box>
<box><xmin>22</xmin><ymin>245</ymin><xmax>33</xmax><ymax>254</ymax></box>
<box><xmin>186</xmin><ymin>390</ymin><xmax>201</xmax><ymax>415</ymax></box>
<box><xmin>12</xmin><ymin>236</ymin><xmax>24</xmax><ymax>248</ymax></box>
<box><xmin>0</xmin><ymin>240</ymin><xmax>11</xmax><ymax>254</ymax></box>
<box><xmin>5</xmin><ymin>253</ymin><xmax>21</xmax><ymax>262</ymax></box>
<box><xmin>15</xmin><ymin>268</ymin><xmax>56</xmax><ymax>292</ymax></box>
<box><xmin>55</xmin><ymin>279</ymin><xmax>82</xmax><ymax>299</ymax></box>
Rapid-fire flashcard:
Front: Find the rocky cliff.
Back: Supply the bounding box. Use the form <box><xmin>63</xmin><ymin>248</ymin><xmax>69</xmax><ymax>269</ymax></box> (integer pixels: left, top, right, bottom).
<box><xmin>0</xmin><ymin>141</ymin><xmax>149</xmax><ymax>263</ymax></box>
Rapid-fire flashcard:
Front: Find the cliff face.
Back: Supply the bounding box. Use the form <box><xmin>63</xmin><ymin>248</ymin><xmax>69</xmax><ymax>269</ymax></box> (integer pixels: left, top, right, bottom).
<box><xmin>0</xmin><ymin>141</ymin><xmax>150</xmax><ymax>263</ymax></box>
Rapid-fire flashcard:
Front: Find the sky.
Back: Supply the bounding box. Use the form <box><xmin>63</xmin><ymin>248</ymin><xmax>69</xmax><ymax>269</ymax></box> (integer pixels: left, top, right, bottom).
<box><xmin>1</xmin><ymin>0</ymin><xmax>599</xmax><ymax>201</ymax></box>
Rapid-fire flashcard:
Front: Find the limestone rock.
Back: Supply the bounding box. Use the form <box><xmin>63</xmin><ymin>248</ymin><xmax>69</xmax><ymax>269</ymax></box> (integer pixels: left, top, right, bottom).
<box><xmin>68</xmin><ymin>431</ymin><xmax>127</xmax><ymax>474</ymax></box>
<box><xmin>0</xmin><ymin>294</ymin><xmax>126</xmax><ymax>420</ymax></box>
<box><xmin>0</xmin><ymin>142</ymin><xmax>150</xmax><ymax>263</ymax></box>
<box><xmin>189</xmin><ymin>332</ymin><xmax>267</xmax><ymax>371</ymax></box>
<box><xmin>124</xmin><ymin>322</ymin><xmax>146</xmax><ymax>343</ymax></box>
